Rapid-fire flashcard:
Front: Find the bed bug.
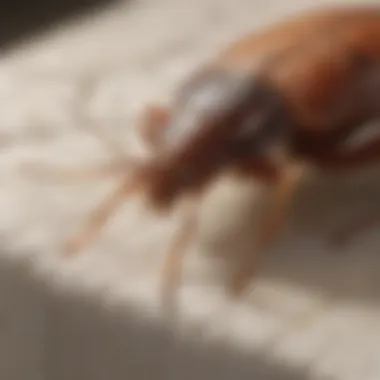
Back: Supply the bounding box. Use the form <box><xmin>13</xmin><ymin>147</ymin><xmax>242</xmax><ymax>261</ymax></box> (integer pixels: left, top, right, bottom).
<box><xmin>27</xmin><ymin>4</ymin><xmax>380</xmax><ymax>312</ymax></box>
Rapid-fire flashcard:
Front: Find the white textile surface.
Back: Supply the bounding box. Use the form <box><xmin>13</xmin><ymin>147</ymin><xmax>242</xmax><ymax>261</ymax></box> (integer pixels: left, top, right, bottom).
<box><xmin>0</xmin><ymin>0</ymin><xmax>380</xmax><ymax>379</ymax></box>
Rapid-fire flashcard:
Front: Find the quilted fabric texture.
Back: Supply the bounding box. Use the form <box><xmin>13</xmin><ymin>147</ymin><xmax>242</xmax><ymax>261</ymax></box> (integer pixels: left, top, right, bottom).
<box><xmin>0</xmin><ymin>0</ymin><xmax>379</xmax><ymax>379</ymax></box>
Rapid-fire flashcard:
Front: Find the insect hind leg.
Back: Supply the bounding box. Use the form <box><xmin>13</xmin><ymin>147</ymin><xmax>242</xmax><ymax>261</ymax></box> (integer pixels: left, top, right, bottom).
<box><xmin>228</xmin><ymin>162</ymin><xmax>306</xmax><ymax>298</ymax></box>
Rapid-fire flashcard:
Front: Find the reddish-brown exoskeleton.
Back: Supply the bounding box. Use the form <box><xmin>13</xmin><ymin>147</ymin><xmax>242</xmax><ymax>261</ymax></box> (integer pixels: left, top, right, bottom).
<box><xmin>30</xmin><ymin>5</ymin><xmax>380</xmax><ymax>310</ymax></box>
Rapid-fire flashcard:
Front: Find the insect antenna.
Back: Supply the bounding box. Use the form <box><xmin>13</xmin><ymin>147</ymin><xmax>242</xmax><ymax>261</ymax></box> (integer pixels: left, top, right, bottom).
<box><xmin>20</xmin><ymin>156</ymin><xmax>139</xmax><ymax>183</ymax></box>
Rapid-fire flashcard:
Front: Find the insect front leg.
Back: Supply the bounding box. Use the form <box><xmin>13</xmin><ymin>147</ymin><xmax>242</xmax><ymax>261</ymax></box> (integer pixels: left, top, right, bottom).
<box><xmin>65</xmin><ymin>175</ymin><xmax>141</xmax><ymax>255</ymax></box>
<box><xmin>138</xmin><ymin>104</ymin><xmax>170</xmax><ymax>153</ymax></box>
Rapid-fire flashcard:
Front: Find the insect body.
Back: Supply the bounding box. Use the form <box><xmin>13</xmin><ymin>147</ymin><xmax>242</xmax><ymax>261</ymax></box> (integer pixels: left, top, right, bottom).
<box><xmin>41</xmin><ymin>5</ymin><xmax>380</xmax><ymax>311</ymax></box>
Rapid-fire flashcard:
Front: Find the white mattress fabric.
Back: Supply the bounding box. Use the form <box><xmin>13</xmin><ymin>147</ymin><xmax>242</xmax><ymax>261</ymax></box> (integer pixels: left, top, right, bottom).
<box><xmin>0</xmin><ymin>0</ymin><xmax>380</xmax><ymax>379</ymax></box>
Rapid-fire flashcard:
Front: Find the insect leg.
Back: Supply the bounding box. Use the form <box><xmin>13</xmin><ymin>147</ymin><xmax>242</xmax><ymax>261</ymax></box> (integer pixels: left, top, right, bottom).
<box><xmin>160</xmin><ymin>197</ymin><xmax>199</xmax><ymax>315</ymax></box>
<box><xmin>228</xmin><ymin>162</ymin><xmax>306</xmax><ymax>298</ymax></box>
<box><xmin>64</xmin><ymin>176</ymin><xmax>140</xmax><ymax>255</ymax></box>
